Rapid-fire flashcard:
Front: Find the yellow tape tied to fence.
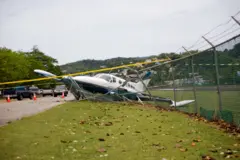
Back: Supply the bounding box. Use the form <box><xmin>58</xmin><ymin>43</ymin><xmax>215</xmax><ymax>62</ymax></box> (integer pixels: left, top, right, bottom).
<box><xmin>0</xmin><ymin>58</ymin><xmax>170</xmax><ymax>86</ymax></box>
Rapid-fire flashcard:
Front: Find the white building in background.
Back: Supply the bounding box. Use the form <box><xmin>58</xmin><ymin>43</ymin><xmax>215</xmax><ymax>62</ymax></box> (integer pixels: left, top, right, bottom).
<box><xmin>164</xmin><ymin>76</ymin><xmax>208</xmax><ymax>86</ymax></box>
<box><xmin>237</xmin><ymin>71</ymin><xmax>240</xmax><ymax>76</ymax></box>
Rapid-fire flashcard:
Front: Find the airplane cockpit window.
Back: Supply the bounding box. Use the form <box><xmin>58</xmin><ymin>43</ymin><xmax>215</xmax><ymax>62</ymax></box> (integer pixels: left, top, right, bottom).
<box><xmin>119</xmin><ymin>80</ymin><xmax>122</xmax><ymax>84</ymax></box>
<box><xmin>99</xmin><ymin>74</ymin><xmax>112</xmax><ymax>82</ymax></box>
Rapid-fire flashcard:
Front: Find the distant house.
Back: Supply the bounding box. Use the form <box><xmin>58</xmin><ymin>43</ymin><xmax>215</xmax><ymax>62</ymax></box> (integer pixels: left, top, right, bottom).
<box><xmin>62</xmin><ymin>70</ymin><xmax>67</xmax><ymax>73</ymax></box>
<box><xmin>145</xmin><ymin>59</ymin><xmax>152</xmax><ymax>63</ymax></box>
<box><xmin>100</xmin><ymin>65</ymin><xmax>106</xmax><ymax>68</ymax></box>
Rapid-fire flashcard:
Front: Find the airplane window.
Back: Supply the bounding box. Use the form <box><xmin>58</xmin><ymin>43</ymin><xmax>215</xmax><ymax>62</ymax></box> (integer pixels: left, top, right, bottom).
<box><xmin>119</xmin><ymin>80</ymin><xmax>122</xmax><ymax>84</ymax></box>
<box><xmin>113</xmin><ymin>77</ymin><xmax>116</xmax><ymax>83</ymax></box>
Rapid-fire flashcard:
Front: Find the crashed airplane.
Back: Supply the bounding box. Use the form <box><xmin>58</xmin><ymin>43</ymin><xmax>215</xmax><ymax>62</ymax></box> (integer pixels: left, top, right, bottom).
<box><xmin>34</xmin><ymin>69</ymin><xmax>194</xmax><ymax>107</ymax></box>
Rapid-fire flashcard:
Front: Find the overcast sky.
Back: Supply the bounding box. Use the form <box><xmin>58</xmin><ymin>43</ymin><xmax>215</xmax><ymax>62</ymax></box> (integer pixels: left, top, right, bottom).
<box><xmin>0</xmin><ymin>0</ymin><xmax>240</xmax><ymax>65</ymax></box>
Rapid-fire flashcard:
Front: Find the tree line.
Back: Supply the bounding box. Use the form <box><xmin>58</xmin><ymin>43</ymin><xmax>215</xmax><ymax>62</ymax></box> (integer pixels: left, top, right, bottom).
<box><xmin>0</xmin><ymin>46</ymin><xmax>62</xmax><ymax>89</ymax></box>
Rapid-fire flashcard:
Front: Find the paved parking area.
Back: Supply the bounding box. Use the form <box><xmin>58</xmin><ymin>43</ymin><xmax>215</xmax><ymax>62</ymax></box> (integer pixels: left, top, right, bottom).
<box><xmin>0</xmin><ymin>94</ymin><xmax>75</xmax><ymax>126</ymax></box>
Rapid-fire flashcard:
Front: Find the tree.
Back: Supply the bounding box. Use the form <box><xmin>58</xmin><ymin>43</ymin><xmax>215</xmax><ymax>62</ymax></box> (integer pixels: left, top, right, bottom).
<box><xmin>0</xmin><ymin>47</ymin><xmax>30</xmax><ymax>83</ymax></box>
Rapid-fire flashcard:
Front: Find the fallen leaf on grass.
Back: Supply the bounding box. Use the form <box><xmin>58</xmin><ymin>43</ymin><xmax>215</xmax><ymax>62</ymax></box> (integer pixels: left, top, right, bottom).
<box><xmin>60</xmin><ymin>140</ymin><xmax>67</xmax><ymax>143</ymax></box>
<box><xmin>180</xmin><ymin>148</ymin><xmax>188</xmax><ymax>152</ymax></box>
<box><xmin>95</xmin><ymin>122</ymin><xmax>100</xmax><ymax>126</ymax></box>
<box><xmin>98</xmin><ymin>148</ymin><xmax>106</xmax><ymax>152</ymax></box>
<box><xmin>86</xmin><ymin>130</ymin><xmax>91</xmax><ymax>133</ymax></box>
<box><xmin>72</xmin><ymin>148</ymin><xmax>77</xmax><ymax>152</ymax></box>
<box><xmin>157</xmin><ymin>146</ymin><xmax>166</xmax><ymax>151</ymax></box>
<box><xmin>104</xmin><ymin>122</ymin><xmax>113</xmax><ymax>126</ymax></box>
<box><xmin>209</xmin><ymin>149</ymin><xmax>218</xmax><ymax>153</ymax></box>
<box><xmin>79</xmin><ymin>120</ymin><xmax>86</xmax><ymax>124</ymax></box>
<box><xmin>201</xmin><ymin>155</ymin><xmax>216</xmax><ymax>160</ymax></box>
<box><xmin>191</xmin><ymin>142</ymin><xmax>196</xmax><ymax>146</ymax></box>
<box><xmin>193</xmin><ymin>139</ymin><xmax>201</xmax><ymax>142</ymax></box>
<box><xmin>152</xmin><ymin>143</ymin><xmax>160</xmax><ymax>147</ymax></box>
<box><xmin>98</xmin><ymin>138</ymin><xmax>105</xmax><ymax>141</ymax></box>
<box><xmin>175</xmin><ymin>144</ymin><xmax>182</xmax><ymax>148</ymax></box>
<box><xmin>73</xmin><ymin>140</ymin><xmax>78</xmax><ymax>143</ymax></box>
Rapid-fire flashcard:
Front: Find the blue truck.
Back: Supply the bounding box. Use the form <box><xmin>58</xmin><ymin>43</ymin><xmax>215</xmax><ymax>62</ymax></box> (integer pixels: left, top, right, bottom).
<box><xmin>2</xmin><ymin>86</ymin><xmax>35</xmax><ymax>101</ymax></box>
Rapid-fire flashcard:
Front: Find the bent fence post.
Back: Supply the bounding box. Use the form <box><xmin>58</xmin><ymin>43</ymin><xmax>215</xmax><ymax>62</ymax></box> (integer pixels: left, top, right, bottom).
<box><xmin>202</xmin><ymin>36</ymin><xmax>223</xmax><ymax>113</ymax></box>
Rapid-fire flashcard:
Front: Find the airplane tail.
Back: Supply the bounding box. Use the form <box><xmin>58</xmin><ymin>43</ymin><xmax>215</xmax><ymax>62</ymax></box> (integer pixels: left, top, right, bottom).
<box><xmin>135</xmin><ymin>79</ymin><xmax>151</xmax><ymax>92</ymax></box>
<box><xmin>134</xmin><ymin>71</ymin><xmax>152</xmax><ymax>92</ymax></box>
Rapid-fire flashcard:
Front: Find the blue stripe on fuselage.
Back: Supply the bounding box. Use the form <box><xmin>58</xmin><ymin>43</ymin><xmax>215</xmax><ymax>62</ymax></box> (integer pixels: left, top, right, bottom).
<box><xmin>76</xmin><ymin>81</ymin><xmax>109</xmax><ymax>94</ymax></box>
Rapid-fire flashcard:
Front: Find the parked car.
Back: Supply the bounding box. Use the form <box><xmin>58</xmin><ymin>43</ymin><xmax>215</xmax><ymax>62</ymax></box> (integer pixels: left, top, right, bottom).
<box><xmin>29</xmin><ymin>86</ymin><xmax>41</xmax><ymax>95</ymax></box>
<box><xmin>53</xmin><ymin>85</ymin><xmax>68</xmax><ymax>97</ymax></box>
<box><xmin>3</xmin><ymin>86</ymin><xmax>34</xmax><ymax>100</ymax></box>
<box><xmin>41</xmin><ymin>89</ymin><xmax>54</xmax><ymax>97</ymax></box>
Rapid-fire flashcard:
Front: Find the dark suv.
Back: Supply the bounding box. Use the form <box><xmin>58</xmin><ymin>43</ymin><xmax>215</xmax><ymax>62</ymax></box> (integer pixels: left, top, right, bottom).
<box><xmin>3</xmin><ymin>86</ymin><xmax>34</xmax><ymax>101</ymax></box>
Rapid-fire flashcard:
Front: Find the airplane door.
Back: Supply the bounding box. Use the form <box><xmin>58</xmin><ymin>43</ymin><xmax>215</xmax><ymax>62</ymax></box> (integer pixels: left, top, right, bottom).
<box><xmin>107</xmin><ymin>76</ymin><xmax>119</xmax><ymax>89</ymax></box>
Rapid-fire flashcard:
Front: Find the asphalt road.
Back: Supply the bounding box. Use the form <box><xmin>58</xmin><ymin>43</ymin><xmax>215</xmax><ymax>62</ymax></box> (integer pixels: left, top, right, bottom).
<box><xmin>0</xmin><ymin>94</ymin><xmax>75</xmax><ymax>126</ymax></box>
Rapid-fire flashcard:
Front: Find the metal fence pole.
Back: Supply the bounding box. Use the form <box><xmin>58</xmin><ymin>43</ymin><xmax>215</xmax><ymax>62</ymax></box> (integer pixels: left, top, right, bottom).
<box><xmin>202</xmin><ymin>36</ymin><xmax>223</xmax><ymax>112</ymax></box>
<box><xmin>182</xmin><ymin>47</ymin><xmax>198</xmax><ymax>114</ymax></box>
<box><xmin>171</xmin><ymin>67</ymin><xmax>177</xmax><ymax>107</ymax></box>
<box><xmin>231</xmin><ymin>16</ymin><xmax>240</xmax><ymax>26</ymax></box>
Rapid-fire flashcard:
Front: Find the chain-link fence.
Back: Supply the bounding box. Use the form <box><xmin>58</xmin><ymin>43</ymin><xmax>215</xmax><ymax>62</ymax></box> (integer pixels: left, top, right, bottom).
<box><xmin>149</xmin><ymin>34</ymin><xmax>240</xmax><ymax>127</ymax></box>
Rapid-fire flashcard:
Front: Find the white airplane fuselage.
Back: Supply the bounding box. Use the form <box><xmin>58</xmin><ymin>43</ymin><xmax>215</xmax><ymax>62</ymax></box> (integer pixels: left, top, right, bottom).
<box><xmin>70</xmin><ymin>73</ymin><xmax>149</xmax><ymax>94</ymax></box>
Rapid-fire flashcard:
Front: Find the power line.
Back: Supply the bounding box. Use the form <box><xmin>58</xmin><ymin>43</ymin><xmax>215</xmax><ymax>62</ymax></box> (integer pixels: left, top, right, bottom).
<box><xmin>203</xmin><ymin>18</ymin><xmax>232</xmax><ymax>36</ymax></box>
<box><xmin>234</xmin><ymin>10</ymin><xmax>240</xmax><ymax>17</ymax></box>
<box><xmin>206</xmin><ymin>23</ymin><xmax>239</xmax><ymax>41</ymax></box>
<box><xmin>211</xmin><ymin>27</ymin><xmax>240</xmax><ymax>44</ymax></box>
<box><xmin>187</xmin><ymin>37</ymin><xmax>206</xmax><ymax>51</ymax></box>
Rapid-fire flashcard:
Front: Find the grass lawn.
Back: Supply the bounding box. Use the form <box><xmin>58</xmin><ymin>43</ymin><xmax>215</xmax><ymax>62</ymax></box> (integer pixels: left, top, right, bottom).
<box><xmin>0</xmin><ymin>101</ymin><xmax>239</xmax><ymax>160</ymax></box>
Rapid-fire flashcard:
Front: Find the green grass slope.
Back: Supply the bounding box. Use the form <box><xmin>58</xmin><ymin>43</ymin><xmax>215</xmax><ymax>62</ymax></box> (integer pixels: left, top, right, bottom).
<box><xmin>0</xmin><ymin>101</ymin><xmax>239</xmax><ymax>160</ymax></box>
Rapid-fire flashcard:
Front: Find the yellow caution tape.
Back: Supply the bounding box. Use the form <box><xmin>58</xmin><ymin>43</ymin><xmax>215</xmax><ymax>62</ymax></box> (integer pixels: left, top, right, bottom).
<box><xmin>0</xmin><ymin>58</ymin><xmax>170</xmax><ymax>86</ymax></box>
